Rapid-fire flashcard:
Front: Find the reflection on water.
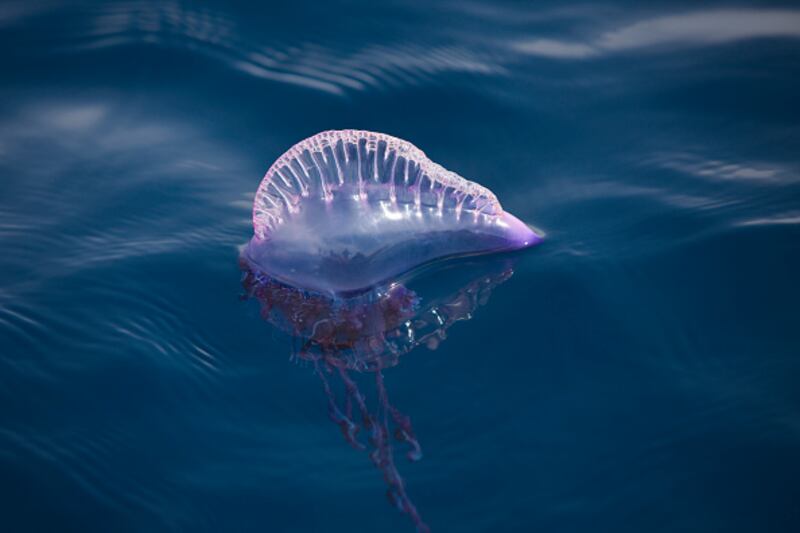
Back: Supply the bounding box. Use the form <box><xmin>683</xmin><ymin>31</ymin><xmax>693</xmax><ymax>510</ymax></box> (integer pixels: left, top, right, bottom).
<box><xmin>241</xmin><ymin>255</ymin><xmax>516</xmax><ymax>532</ymax></box>
<box><xmin>11</xmin><ymin>1</ymin><xmax>504</xmax><ymax>96</ymax></box>
<box><xmin>514</xmin><ymin>8</ymin><xmax>800</xmax><ymax>58</ymax></box>
<box><xmin>6</xmin><ymin>2</ymin><xmax>800</xmax><ymax>96</ymax></box>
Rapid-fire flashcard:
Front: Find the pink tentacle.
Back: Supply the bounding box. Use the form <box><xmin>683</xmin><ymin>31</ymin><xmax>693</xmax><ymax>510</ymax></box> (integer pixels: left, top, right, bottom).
<box><xmin>312</xmin><ymin>357</ymin><xmax>364</xmax><ymax>450</ymax></box>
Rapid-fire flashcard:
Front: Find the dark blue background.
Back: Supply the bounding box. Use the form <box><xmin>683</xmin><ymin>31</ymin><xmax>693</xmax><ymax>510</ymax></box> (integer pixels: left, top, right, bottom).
<box><xmin>1</xmin><ymin>1</ymin><xmax>799</xmax><ymax>531</ymax></box>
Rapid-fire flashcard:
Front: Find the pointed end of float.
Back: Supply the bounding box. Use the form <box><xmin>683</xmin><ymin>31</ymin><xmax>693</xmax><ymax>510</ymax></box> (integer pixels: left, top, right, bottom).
<box><xmin>500</xmin><ymin>212</ymin><xmax>545</xmax><ymax>249</ymax></box>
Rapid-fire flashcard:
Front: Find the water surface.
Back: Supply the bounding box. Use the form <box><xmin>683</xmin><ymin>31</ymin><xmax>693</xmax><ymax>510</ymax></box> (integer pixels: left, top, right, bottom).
<box><xmin>1</xmin><ymin>1</ymin><xmax>799</xmax><ymax>531</ymax></box>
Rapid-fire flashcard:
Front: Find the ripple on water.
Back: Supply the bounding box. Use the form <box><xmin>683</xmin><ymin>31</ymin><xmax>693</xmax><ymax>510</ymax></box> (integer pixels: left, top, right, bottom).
<box><xmin>14</xmin><ymin>1</ymin><xmax>507</xmax><ymax>96</ymax></box>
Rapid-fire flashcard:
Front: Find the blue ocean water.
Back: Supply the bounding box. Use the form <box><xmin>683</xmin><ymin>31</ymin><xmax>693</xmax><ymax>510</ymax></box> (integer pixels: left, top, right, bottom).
<box><xmin>1</xmin><ymin>1</ymin><xmax>799</xmax><ymax>531</ymax></box>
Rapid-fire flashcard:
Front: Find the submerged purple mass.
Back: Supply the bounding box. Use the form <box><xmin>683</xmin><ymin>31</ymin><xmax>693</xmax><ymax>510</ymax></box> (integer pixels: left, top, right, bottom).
<box><xmin>240</xmin><ymin>254</ymin><xmax>518</xmax><ymax>532</ymax></box>
<box><xmin>246</xmin><ymin>130</ymin><xmax>541</xmax><ymax>293</ymax></box>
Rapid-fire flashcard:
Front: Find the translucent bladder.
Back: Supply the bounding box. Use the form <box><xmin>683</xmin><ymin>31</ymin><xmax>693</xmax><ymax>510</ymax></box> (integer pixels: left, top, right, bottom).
<box><xmin>245</xmin><ymin>130</ymin><xmax>542</xmax><ymax>294</ymax></box>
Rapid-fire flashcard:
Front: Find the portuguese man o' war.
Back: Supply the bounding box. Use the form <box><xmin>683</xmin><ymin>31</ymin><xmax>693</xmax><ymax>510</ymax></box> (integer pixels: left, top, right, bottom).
<box><xmin>240</xmin><ymin>255</ymin><xmax>518</xmax><ymax>533</ymax></box>
<box><xmin>240</xmin><ymin>131</ymin><xmax>541</xmax><ymax>531</ymax></box>
<box><xmin>244</xmin><ymin>130</ymin><xmax>542</xmax><ymax>294</ymax></box>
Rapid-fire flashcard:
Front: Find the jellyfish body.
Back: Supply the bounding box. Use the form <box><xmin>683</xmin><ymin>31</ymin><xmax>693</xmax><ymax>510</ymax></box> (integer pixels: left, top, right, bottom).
<box><xmin>245</xmin><ymin>130</ymin><xmax>541</xmax><ymax>294</ymax></box>
<box><xmin>242</xmin><ymin>130</ymin><xmax>540</xmax><ymax>531</ymax></box>
<box><xmin>240</xmin><ymin>254</ymin><xmax>515</xmax><ymax>371</ymax></box>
